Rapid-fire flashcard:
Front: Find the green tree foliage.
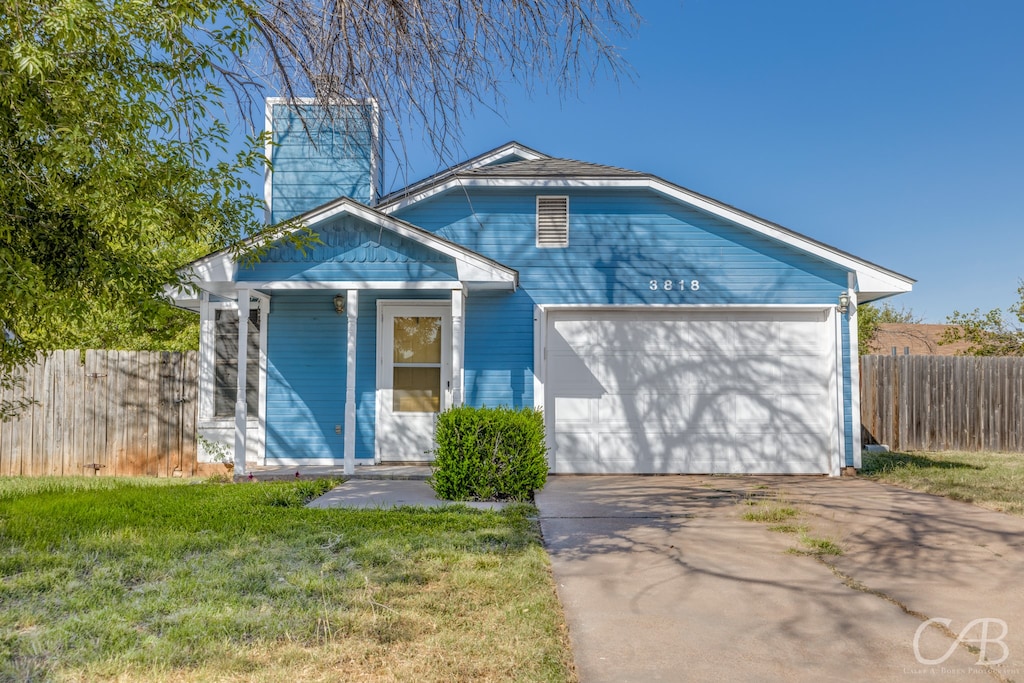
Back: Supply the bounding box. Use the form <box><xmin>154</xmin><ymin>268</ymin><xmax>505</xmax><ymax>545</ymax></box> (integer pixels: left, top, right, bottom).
<box><xmin>942</xmin><ymin>281</ymin><xmax>1024</xmax><ymax>356</ymax></box>
<box><xmin>1</xmin><ymin>0</ymin><xmax>266</xmax><ymax>369</ymax></box>
<box><xmin>857</xmin><ymin>302</ymin><xmax>921</xmax><ymax>353</ymax></box>
<box><xmin>0</xmin><ymin>0</ymin><xmax>638</xmax><ymax>423</ymax></box>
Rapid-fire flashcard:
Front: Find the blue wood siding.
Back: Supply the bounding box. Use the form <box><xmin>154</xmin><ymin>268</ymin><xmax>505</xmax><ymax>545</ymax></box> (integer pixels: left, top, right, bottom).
<box><xmin>270</xmin><ymin>103</ymin><xmax>376</xmax><ymax>224</ymax></box>
<box><xmin>464</xmin><ymin>290</ymin><xmax>534</xmax><ymax>408</ymax></box>
<box><xmin>237</xmin><ymin>215</ymin><xmax>458</xmax><ymax>283</ymax></box>
<box><xmin>394</xmin><ymin>189</ymin><xmax>847</xmax><ymax>304</ymax></box>
<box><xmin>265</xmin><ymin>293</ymin><xmax>346</xmax><ymax>460</ymax></box>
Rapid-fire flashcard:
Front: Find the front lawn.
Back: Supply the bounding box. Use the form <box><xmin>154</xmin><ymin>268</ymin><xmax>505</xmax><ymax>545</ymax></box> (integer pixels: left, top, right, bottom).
<box><xmin>860</xmin><ymin>450</ymin><xmax>1024</xmax><ymax>516</ymax></box>
<box><xmin>0</xmin><ymin>477</ymin><xmax>574</xmax><ymax>682</ymax></box>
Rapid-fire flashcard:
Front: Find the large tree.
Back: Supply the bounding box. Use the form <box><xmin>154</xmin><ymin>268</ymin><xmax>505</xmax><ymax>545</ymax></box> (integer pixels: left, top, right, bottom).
<box><xmin>941</xmin><ymin>281</ymin><xmax>1024</xmax><ymax>356</ymax></box>
<box><xmin>1</xmin><ymin>0</ymin><xmax>637</xmax><ymax>415</ymax></box>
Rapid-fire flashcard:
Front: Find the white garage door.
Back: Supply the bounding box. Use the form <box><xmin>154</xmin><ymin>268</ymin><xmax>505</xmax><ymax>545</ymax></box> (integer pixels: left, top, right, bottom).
<box><xmin>544</xmin><ymin>309</ymin><xmax>838</xmax><ymax>474</ymax></box>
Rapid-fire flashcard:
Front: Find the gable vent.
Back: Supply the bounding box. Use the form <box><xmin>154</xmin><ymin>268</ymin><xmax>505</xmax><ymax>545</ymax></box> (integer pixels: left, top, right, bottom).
<box><xmin>536</xmin><ymin>196</ymin><xmax>569</xmax><ymax>247</ymax></box>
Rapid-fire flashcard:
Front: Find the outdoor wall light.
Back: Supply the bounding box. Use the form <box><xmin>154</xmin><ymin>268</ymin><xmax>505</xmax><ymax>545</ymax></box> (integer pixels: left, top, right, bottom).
<box><xmin>837</xmin><ymin>292</ymin><xmax>850</xmax><ymax>314</ymax></box>
<box><xmin>333</xmin><ymin>294</ymin><xmax>345</xmax><ymax>314</ymax></box>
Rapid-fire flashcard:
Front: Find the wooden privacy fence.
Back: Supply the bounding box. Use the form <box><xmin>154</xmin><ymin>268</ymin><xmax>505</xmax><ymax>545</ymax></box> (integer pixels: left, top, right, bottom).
<box><xmin>0</xmin><ymin>350</ymin><xmax>199</xmax><ymax>477</ymax></box>
<box><xmin>860</xmin><ymin>355</ymin><xmax>1024</xmax><ymax>452</ymax></box>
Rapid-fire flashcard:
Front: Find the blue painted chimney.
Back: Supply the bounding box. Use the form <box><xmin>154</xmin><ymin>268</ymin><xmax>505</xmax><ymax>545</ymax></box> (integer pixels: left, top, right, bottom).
<box><xmin>265</xmin><ymin>98</ymin><xmax>382</xmax><ymax>224</ymax></box>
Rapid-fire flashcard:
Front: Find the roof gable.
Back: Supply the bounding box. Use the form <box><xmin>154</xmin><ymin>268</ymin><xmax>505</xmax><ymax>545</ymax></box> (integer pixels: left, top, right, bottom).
<box><xmin>173</xmin><ymin>197</ymin><xmax>517</xmax><ymax>303</ymax></box>
<box><xmin>378</xmin><ymin>148</ymin><xmax>913</xmax><ymax>300</ymax></box>
<box><xmin>376</xmin><ymin>141</ymin><xmax>547</xmax><ymax>206</ymax></box>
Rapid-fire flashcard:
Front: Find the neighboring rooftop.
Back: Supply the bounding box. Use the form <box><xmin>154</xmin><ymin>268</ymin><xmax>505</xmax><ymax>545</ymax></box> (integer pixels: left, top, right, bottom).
<box><xmin>866</xmin><ymin>323</ymin><xmax>971</xmax><ymax>356</ymax></box>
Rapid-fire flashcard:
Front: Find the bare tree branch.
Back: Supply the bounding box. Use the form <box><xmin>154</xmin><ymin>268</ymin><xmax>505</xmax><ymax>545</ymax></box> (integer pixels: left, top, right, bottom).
<box><xmin>235</xmin><ymin>0</ymin><xmax>638</xmax><ymax>173</ymax></box>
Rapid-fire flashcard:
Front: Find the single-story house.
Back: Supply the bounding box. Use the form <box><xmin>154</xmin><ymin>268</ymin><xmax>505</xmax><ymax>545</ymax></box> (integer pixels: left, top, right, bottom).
<box><xmin>172</xmin><ymin>99</ymin><xmax>913</xmax><ymax>477</ymax></box>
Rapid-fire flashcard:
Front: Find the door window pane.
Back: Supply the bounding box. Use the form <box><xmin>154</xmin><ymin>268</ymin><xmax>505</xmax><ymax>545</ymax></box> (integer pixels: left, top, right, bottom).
<box><xmin>393</xmin><ymin>367</ymin><xmax>441</xmax><ymax>412</ymax></box>
<box><xmin>393</xmin><ymin>316</ymin><xmax>441</xmax><ymax>363</ymax></box>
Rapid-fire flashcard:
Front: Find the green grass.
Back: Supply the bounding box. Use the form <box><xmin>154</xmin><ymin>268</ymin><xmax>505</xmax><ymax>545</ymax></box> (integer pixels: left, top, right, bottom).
<box><xmin>788</xmin><ymin>535</ymin><xmax>843</xmax><ymax>556</ymax></box>
<box><xmin>861</xmin><ymin>450</ymin><xmax>1024</xmax><ymax>516</ymax></box>
<box><xmin>741</xmin><ymin>505</ymin><xmax>798</xmax><ymax>523</ymax></box>
<box><xmin>0</xmin><ymin>477</ymin><xmax>574</xmax><ymax>682</ymax></box>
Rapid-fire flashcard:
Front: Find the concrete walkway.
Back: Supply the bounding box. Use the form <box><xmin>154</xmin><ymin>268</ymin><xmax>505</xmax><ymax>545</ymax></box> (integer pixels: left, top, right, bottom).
<box><xmin>536</xmin><ymin>475</ymin><xmax>1024</xmax><ymax>682</ymax></box>
<box><xmin>306</xmin><ymin>479</ymin><xmax>509</xmax><ymax>511</ymax></box>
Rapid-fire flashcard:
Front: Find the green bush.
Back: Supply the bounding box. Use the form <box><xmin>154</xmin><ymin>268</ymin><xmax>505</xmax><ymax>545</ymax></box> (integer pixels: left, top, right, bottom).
<box><xmin>429</xmin><ymin>406</ymin><xmax>548</xmax><ymax>502</ymax></box>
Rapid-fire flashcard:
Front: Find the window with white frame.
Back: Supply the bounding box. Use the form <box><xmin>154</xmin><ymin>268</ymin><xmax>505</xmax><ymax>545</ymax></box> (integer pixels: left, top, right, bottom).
<box><xmin>213</xmin><ymin>307</ymin><xmax>261</xmax><ymax>418</ymax></box>
<box><xmin>536</xmin><ymin>195</ymin><xmax>569</xmax><ymax>247</ymax></box>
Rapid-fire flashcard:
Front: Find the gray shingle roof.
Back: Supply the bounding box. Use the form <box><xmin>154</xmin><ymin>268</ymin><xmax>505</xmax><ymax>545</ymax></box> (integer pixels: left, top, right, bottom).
<box><xmin>459</xmin><ymin>158</ymin><xmax>646</xmax><ymax>179</ymax></box>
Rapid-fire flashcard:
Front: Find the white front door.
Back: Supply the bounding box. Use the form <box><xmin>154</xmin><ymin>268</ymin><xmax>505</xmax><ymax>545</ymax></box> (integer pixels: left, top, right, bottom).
<box><xmin>376</xmin><ymin>302</ymin><xmax>452</xmax><ymax>462</ymax></box>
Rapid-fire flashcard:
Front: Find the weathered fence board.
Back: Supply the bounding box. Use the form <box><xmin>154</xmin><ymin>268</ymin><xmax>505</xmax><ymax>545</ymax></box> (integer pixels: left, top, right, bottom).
<box><xmin>0</xmin><ymin>350</ymin><xmax>199</xmax><ymax>477</ymax></box>
<box><xmin>861</xmin><ymin>355</ymin><xmax>1024</xmax><ymax>452</ymax></box>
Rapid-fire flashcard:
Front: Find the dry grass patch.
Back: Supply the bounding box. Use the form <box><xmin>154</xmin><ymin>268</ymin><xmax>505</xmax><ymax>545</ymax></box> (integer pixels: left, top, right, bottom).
<box><xmin>861</xmin><ymin>450</ymin><xmax>1024</xmax><ymax>515</ymax></box>
<box><xmin>0</xmin><ymin>477</ymin><xmax>574</xmax><ymax>682</ymax></box>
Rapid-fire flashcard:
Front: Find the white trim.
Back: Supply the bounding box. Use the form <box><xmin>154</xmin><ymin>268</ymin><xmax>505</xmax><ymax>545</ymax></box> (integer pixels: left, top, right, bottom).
<box><xmin>533</xmin><ymin>304</ymin><xmax>551</xmax><ymax>469</ymax></box>
<box><xmin>375</xmin><ymin>300</ymin><xmax>453</xmax><ymax>463</ymax></box>
<box><xmin>378</xmin><ymin>175</ymin><xmax>913</xmax><ymax>296</ymax></box>
<box><xmin>235</xmin><ymin>280</ymin><xmax>466</xmax><ymax>291</ymax></box>
<box><xmin>344</xmin><ymin>290</ymin><xmax>358</xmax><ymax>475</ymax></box>
<box><xmin>257</xmin><ymin>296</ymin><xmax>269</xmax><ymax>466</ymax></box>
<box><xmin>234</xmin><ymin>289</ymin><xmax>250</xmax><ymax>476</ymax></box>
<box><xmin>451</xmin><ymin>289</ymin><xmax>465</xmax><ymax>406</ymax></box>
<box><xmin>536</xmin><ymin>195</ymin><xmax>569</xmax><ymax>248</ymax></box>
<box><xmin>538</xmin><ymin>303</ymin><xmax>834</xmax><ymax>312</ymax></box>
<box><xmin>832</xmin><ymin>305</ymin><xmax>847</xmax><ymax>477</ymax></box>
<box><xmin>263</xmin><ymin>100</ymin><xmax>274</xmax><ymax>225</ymax></box>
<box><xmin>848</xmin><ymin>276</ymin><xmax>863</xmax><ymax>469</ymax></box>
<box><xmin>198</xmin><ymin>292</ymin><xmax>214</xmax><ymax>421</ymax></box>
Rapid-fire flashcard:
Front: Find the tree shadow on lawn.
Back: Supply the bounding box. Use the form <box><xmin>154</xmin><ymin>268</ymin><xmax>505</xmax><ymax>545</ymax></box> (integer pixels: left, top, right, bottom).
<box><xmin>861</xmin><ymin>450</ymin><xmax>984</xmax><ymax>472</ymax></box>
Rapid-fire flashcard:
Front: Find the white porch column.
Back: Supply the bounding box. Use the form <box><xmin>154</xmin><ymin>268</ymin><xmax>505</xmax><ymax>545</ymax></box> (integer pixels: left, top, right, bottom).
<box><xmin>451</xmin><ymin>288</ymin><xmax>465</xmax><ymax>406</ymax></box>
<box><xmin>344</xmin><ymin>290</ymin><xmax>358</xmax><ymax>475</ymax></box>
<box><xmin>234</xmin><ymin>289</ymin><xmax>250</xmax><ymax>477</ymax></box>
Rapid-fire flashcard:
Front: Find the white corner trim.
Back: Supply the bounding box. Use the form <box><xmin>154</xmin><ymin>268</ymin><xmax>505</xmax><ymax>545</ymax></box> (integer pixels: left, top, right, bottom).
<box><xmin>847</xmin><ymin>275</ymin><xmax>863</xmax><ymax>469</ymax></box>
<box><xmin>344</xmin><ymin>290</ymin><xmax>358</xmax><ymax>475</ymax></box>
<box><xmin>832</xmin><ymin>305</ymin><xmax>847</xmax><ymax>477</ymax></box>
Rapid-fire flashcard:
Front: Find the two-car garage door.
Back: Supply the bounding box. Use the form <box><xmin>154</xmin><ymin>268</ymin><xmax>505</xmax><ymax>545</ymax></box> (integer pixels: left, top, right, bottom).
<box><xmin>544</xmin><ymin>309</ymin><xmax>839</xmax><ymax>474</ymax></box>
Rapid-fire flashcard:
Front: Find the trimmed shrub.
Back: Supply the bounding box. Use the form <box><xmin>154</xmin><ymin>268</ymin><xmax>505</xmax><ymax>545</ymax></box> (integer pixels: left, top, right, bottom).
<box><xmin>429</xmin><ymin>405</ymin><xmax>548</xmax><ymax>502</ymax></box>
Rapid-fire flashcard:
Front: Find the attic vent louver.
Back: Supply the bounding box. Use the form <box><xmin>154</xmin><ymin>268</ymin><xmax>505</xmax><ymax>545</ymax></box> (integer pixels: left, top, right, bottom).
<box><xmin>536</xmin><ymin>196</ymin><xmax>569</xmax><ymax>247</ymax></box>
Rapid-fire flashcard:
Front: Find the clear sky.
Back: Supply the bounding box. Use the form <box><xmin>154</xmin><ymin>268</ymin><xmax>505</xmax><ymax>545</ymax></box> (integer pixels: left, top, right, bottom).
<box><xmin>379</xmin><ymin>0</ymin><xmax>1024</xmax><ymax>323</ymax></box>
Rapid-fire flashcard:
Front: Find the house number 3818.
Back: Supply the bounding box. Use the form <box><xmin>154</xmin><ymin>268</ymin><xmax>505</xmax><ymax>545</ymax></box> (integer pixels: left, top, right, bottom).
<box><xmin>649</xmin><ymin>279</ymin><xmax>700</xmax><ymax>291</ymax></box>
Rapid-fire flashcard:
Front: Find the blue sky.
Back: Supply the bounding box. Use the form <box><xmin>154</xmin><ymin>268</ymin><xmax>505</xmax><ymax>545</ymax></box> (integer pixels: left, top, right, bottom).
<box><xmin>379</xmin><ymin>0</ymin><xmax>1024</xmax><ymax>323</ymax></box>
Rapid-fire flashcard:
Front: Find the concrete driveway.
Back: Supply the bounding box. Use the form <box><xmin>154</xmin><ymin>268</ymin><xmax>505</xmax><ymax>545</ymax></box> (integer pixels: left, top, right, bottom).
<box><xmin>536</xmin><ymin>476</ymin><xmax>1024</xmax><ymax>682</ymax></box>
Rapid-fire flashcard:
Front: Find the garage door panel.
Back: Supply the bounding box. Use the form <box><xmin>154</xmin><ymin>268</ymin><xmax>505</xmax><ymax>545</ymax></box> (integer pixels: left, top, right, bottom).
<box><xmin>545</xmin><ymin>309</ymin><xmax>837</xmax><ymax>474</ymax></box>
<box><xmin>553</xmin><ymin>396</ymin><xmax>592</xmax><ymax>425</ymax></box>
<box><xmin>775</xmin><ymin>393</ymin><xmax>832</xmax><ymax>431</ymax></box>
<box><xmin>639</xmin><ymin>393</ymin><xmax>693</xmax><ymax>430</ymax></box>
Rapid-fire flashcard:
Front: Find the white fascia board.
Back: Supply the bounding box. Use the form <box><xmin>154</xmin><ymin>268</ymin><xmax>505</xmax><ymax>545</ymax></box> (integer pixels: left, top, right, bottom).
<box><xmin>537</xmin><ymin>303</ymin><xmax>834</xmax><ymax>313</ymax></box>
<box><xmin>380</xmin><ymin>176</ymin><xmax>913</xmax><ymax>296</ymax></box>
<box><xmin>233</xmin><ymin>280</ymin><xmax>464</xmax><ymax>291</ymax></box>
